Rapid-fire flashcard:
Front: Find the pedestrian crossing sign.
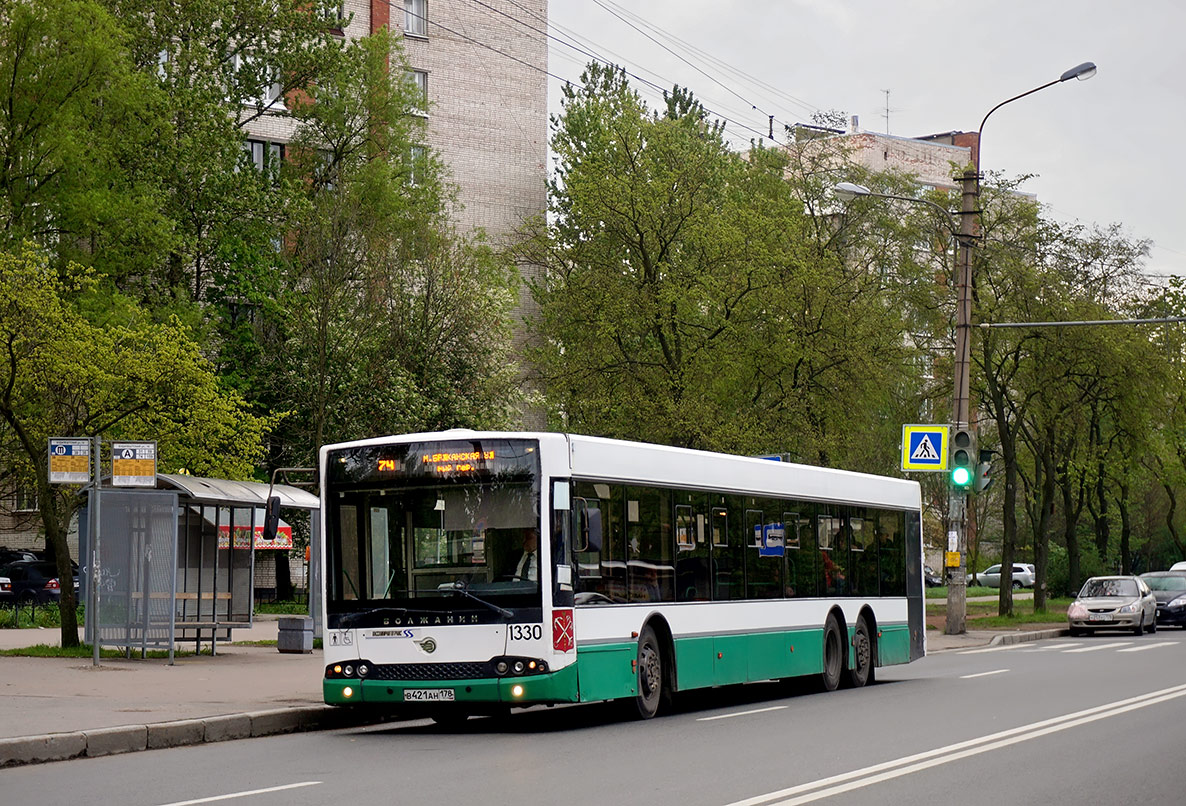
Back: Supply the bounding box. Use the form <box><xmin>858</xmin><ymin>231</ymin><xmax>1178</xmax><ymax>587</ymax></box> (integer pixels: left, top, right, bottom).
<box><xmin>901</xmin><ymin>425</ymin><xmax>949</xmax><ymax>472</ymax></box>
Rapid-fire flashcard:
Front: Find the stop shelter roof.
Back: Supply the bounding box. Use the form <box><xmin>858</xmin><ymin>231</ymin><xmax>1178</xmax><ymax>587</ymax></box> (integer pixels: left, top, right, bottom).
<box><xmin>155</xmin><ymin>474</ymin><xmax>318</xmax><ymax>510</ymax></box>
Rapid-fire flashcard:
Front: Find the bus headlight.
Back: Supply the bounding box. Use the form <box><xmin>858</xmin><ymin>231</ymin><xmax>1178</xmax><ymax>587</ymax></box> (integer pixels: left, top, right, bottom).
<box><xmin>511</xmin><ymin>685</ymin><xmax>524</xmax><ymax>698</ymax></box>
<box><xmin>495</xmin><ymin>661</ymin><xmax>509</xmax><ymax>675</ymax></box>
<box><xmin>512</xmin><ymin>661</ymin><xmax>525</xmax><ymax>674</ymax></box>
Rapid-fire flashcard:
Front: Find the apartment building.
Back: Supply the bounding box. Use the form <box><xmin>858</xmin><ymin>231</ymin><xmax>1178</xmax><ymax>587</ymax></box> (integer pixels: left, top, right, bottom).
<box><xmin>246</xmin><ymin>0</ymin><xmax>548</xmax><ymax>247</ymax></box>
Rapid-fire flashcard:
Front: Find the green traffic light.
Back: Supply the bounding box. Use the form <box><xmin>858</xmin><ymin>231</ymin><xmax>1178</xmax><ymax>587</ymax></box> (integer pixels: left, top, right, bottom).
<box><xmin>952</xmin><ymin>466</ymin><xmax>972</xmax><ymax>487</ymax></box>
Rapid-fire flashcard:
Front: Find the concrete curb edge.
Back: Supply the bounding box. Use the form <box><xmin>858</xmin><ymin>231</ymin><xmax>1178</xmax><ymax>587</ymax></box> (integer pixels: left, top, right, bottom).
<box><xmin>0</xmin><ymin>706</ymin><xmax>391</xmax><ymax>768</ymax></box>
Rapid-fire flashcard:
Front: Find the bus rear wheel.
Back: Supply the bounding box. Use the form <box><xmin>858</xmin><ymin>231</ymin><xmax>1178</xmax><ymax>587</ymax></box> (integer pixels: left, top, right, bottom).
<box><xmin>821</xmin><ymin>614</ymin><xmax>844</xmax><ymax>692</ymax></box>
<box><xmin>632</xmin><ymin>625</ymin><xmax>665</xmax><ymax>719</ymax></box>
<box><xmin>844</xmin><ymin>617</ymin><xmax>874</xmax><ymax>688</ymax></box>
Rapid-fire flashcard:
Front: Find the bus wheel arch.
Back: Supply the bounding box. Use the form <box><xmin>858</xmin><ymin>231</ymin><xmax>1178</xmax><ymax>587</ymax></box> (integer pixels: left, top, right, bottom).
<box><xmin>820</xmin><ymin>609</ymin><xmax>846</xmax><ymax>692</ymax></box>
<box><xmin>844</xmin><ymin>608</ymin><xmax>876</xmax><ymax>689</ymax></box>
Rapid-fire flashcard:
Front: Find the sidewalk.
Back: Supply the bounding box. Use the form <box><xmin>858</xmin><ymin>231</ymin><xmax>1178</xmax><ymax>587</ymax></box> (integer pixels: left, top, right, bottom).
<box><xmin>0</xmin><ymin>615</ymin><xmax>386</xmax><ymax>767</ymax></box>
<box><xmin>0</xmin><ymin>616</ymin><xmax>1065</xmax><ymax>768</ymax></box>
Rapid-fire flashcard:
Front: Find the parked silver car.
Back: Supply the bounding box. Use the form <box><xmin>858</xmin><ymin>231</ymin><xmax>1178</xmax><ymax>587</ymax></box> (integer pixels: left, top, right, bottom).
<box><xmin>968</xmin><ymin>563</ymin><xmax>1036</xmax><ymax>589</ymax></box>
<box><xmin>1067</xmin><ymin>575</ymin><xmax>1157</xmax><ymax>636</ymax></box>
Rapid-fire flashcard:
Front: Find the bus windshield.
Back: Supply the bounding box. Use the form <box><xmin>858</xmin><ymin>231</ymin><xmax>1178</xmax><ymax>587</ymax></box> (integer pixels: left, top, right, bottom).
<box><xmin>324</xmin><ymin>439</ymin><xmax>541</xmax><ymax>627</ymax></box>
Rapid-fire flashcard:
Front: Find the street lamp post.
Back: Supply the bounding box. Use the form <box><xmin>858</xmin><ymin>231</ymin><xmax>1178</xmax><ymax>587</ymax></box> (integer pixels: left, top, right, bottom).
<box><xmin>948</xmin><ymin>61</ymin><xmax>1096</xmax><ymax>634</ymax></box>
<box><xmin>833</xmin><ymin>60</ymin><xmax>1096</xmax><ymax>634</ymax></box>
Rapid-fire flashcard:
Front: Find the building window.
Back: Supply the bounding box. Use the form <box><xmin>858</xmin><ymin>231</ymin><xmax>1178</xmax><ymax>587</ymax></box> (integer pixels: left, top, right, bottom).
<box><xmin>11</xmin><ymin>485</ymin><xmax>38</xmax><ymax>513</ymax></box>
<box><xmin>231</xmin><ymin>53</ymin><xmax>284</xmax><ymax>110</ymax></box>
<box><xmin>409</xmin><ymin>145</ymin><xmax>426</xmax><ymax>185</ymax></box>
<box><xmin>407</xmin><ymin>69</ymin><xmax>428</xmax><ymax>116</ymax></box>
<box><xmin>321</xmin><ymin>1</ymin><xmax>346</xmax><ymax>27</ymax></box>
<box><xmin>244</xmin><ymin>139</ymin><xmax>285</xmax><ymax>180</ymax></box>
<box><xmin>405</xmin><ymin>0</ymin><xmax>427</xmax><ymax>37</ymax></box>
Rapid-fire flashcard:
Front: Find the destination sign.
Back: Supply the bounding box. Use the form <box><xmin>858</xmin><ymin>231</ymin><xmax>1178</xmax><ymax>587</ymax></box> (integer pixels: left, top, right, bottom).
<box><xmin>328</xmin><ymin>440</ymin><xmax>536</xmax><ymax>486</ymax></box>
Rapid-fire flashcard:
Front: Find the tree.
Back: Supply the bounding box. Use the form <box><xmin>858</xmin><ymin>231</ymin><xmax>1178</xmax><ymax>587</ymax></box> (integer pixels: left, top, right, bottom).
<box><xmin>0</xmin><ymin>245</ymin><xmax>274</xmax><ymax>646</ymax></box>
<box><xmin>0</xmin><ymin>0</ymin><xmax>171</xmax><ymax>280</ymax></box>
<box><xmin>521</xmin><ymin>64</ymin><xmax>915</xmax><ymax>466</ymax></box>
<box><xmin>99</xmin><ymin>0</ymin><xmax>347</xmax><ymax>303</ymax></box>
<box><xmin>258</xmin><ymin>30</ymin><xmax>521</xmax><ymax>464</ymax></box>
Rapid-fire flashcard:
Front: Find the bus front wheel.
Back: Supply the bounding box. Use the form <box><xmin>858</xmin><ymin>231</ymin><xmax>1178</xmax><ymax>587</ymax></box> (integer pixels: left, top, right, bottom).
<box><xmin>821</xmin><ymin>614</ymin><xmax>844</xmax><ymax>692</ymax></box>
<box><xmin>632</xmin><ymin>625</ymin><xmax>665</xmax><ymax>719</ymax></box>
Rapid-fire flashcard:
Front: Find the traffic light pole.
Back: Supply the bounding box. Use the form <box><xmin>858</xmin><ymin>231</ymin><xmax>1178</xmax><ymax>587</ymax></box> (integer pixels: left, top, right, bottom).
<box><xmin>945</xmin><ymin>167</ymin><xmax>977</xmax><ymax>636</ymax></box>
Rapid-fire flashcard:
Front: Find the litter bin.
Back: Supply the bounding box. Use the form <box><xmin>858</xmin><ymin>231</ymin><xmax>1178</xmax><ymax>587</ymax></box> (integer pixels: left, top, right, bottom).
<box><xmin>277</xmin><ymin>616</ymin><xmax>314</xmax><ymax>654</ymax></box>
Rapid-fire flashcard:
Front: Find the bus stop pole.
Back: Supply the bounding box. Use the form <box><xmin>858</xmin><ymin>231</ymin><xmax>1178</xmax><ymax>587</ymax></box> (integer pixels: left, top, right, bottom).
<box><xmin>91</xmin><ymin>435</ymin><xmax>102</xmax><ymax>668</ymax></box>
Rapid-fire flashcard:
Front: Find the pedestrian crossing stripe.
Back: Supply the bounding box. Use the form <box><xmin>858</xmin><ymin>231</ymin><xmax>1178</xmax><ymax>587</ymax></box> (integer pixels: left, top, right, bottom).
<box><xmin>901</xmin><ymin>425</ymin><xmax>949</xmax><ymax>471</ymax></box>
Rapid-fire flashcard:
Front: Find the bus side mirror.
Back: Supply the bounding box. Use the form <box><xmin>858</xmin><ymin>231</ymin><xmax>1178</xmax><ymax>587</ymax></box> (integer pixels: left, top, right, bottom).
<box><xmin>262</xmin><ymin>495</ymin><xmax>281</xmax><ymax>543</ymax></box>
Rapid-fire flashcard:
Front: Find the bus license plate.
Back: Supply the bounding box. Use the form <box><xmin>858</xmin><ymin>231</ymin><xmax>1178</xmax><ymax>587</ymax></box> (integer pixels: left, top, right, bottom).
<box><xmin>404</xmin><ymin>689</ymin><xmax>455</xmax><ymax>702</ymax></box>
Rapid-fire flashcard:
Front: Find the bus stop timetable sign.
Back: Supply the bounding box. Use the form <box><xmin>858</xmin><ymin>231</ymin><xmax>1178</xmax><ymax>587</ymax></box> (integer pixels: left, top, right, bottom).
<box><xmin>49</xmin><ymin>438</ymin><xmax>91</xmax><ymax>484</ymax></box>
<box><xmin>112</xmin><ymin>441</ymin><xmax>157</xmax><ymax>487</ymax></box>
<box><xmin>901</xmin><ymin>425</ymin><xmax>948</xmax><ymax>472</ymax></box>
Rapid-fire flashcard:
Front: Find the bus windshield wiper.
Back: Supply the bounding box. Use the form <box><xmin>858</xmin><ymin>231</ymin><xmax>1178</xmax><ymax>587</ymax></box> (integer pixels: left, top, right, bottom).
<box><xmin>438</xmin><ymin>580</ymin><xmax>514</xmax><ymax>618</ymax></box>
<box><xmin>336</xmin><ymin>607</ymin><xmax>409</xmax><ymax>628</ymax></box>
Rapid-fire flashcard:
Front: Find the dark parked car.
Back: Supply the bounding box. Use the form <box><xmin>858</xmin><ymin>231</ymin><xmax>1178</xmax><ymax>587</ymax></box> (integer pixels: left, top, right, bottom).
<box><xmin>0</xmin><ymin>548</ymin><xmax>37</xmax><ymax>565</ymax></box>
<box><xmin>924</xmin><ymin>565</ymin><xmax>943</xmax><ymax>588</ymax></box>
<box><xmin>1140</xmin><ymin>571</ymin><xmax>1186</xmax><ymax>628</ymax></box>
<box><xmin>0</xmin><ymin>561</ymin><xmax>77</xmax><ymax>605</ymax></box>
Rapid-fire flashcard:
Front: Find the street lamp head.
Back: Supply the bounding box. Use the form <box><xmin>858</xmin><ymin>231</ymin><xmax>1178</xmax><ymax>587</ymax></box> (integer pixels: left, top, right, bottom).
<box><xmin>1060</xmin><ymin>61</ymin><xmax>1097</xmax><ymax>82</ymax></box>
<box><xmin>832</xmin><ymin>182</ymin><xmax>872</xmax><ymax>203</ymax></box>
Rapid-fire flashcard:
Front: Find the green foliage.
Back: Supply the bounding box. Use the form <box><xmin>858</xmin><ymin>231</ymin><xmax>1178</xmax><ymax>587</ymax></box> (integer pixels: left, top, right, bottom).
<box><xmin>253</xmin><ymin>30</ymin><xmax>521</xmax><ymax>465</ymax></box>
<box><xmin>0</xmin><ymin>245</ymin><xmax>274</xmax><ymax>645</ymax></box>
<box><xmin>0</xmin><ymin>0</ymin><xmax>172</xmax><ymax>280</ymax></box>
<box><xmin>523</xmin><ymin>64</ymin><xmax>915</xmax><ymax>468</ymax></box>
<box><xmin>1047</xmin><ymin>544</ymin><xmax>1110</xmax><ymax>597</ymax></box>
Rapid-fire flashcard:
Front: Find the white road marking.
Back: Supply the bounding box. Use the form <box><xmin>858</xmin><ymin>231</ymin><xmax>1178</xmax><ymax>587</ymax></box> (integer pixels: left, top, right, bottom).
<box><xmin>156</xmin><ymin>782</ymin><xmax>322</xmax><ymax>806</ymax></box>
<box><xmin>1117</xmin><ymin>641</ymin><xmax>1178</xmax><ymax>652</ymax></box>
<box><xmin>722</xmin><ymin>683</ymin><xmax>1186</xmax><ymax>806</ymax></box>
<box><xmin>1063</xmin><ymin>642</ymin><xmax>1132</xmax><ymax>653</ymax></box>
<box><xmin>1022</xmin><ymin>643</ymin><xmax>1082</xmax><ymax>651</ymax></box>
<box><xmin>960</xmin><ymin>668</ymin><xmax>1010</xmax><ymax>679</ymax></box>
<box><xmin>698</xmin><ymin>705</ymin><xmax>788</xmax><ymax>721</ymax></box>
<box><xmin>956</xmin><ymin>644</ymin><xmax>1025</xmax><ymax>655</ymax></box>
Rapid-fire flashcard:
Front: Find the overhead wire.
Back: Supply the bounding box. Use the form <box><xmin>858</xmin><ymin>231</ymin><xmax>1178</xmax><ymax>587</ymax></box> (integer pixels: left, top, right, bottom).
<box><xmin>457</xmin><ymin>0</ymin><xmax>778</xmax><ymax>142</ymax></box>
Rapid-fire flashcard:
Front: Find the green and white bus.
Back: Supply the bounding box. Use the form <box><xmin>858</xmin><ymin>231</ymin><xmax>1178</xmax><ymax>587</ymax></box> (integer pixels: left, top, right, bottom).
<box><xmin>320</xmin><ymin>430</ymin><xmax>925</xmax><ymax>720</ymax></box>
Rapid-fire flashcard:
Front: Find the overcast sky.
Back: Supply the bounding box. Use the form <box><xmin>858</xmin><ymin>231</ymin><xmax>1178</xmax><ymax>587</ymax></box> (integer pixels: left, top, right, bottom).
<box><xmin>546</xmin><ymin>0</ymin><xmax>1186</xmax><ymax>279</ymax></box>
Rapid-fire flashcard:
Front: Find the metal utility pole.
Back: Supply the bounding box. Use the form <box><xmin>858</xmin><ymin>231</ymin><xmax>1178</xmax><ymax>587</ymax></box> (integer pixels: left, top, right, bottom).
<box><xmin>945</xmin><ymin>167</ymin><xmax>977</xmax><ymax>635</ymax></box>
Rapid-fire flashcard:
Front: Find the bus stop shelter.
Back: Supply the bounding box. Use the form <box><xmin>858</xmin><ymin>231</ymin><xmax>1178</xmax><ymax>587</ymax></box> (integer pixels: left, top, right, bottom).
<box><xmin>79</xmin><ymin>474</ymin><xmax>319</xmax><ymax>662</ymax></box>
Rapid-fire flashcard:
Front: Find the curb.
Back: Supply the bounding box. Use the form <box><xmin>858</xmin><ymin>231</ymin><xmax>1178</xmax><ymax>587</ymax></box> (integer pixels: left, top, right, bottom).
<box><xmin>0</xmin><ymin>706</ymin><xmax>391</xmax><ymax>768</ymax></box>
<box><xmin>985</xmin><ymin>628</ymin><xmax>1068</xmax><ymax>646</ymax></box>
<box><xmin>927</xmin><ymin>627</ymin><xmax>1069</xmax><ymax>653</ymax></box>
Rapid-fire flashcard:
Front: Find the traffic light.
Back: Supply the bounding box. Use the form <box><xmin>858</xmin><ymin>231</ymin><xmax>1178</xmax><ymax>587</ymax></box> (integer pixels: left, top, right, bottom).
<box><xmin>975</xmin><ymin>448</ymin><xmax>994</xmax><ymax>492</ymax></box>
<box><xmin>950</xmin><ymin>428</ymin><xmax>975</xmax><ymax>489</ymax></box>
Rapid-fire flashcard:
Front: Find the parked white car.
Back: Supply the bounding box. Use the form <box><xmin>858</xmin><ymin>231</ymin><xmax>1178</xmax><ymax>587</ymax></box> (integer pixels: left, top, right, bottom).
<box><xmin>1067</xmin><ymin>575</ymin><xmax>1157</xmax><ymax>636</ymax></box>
<box><xmin>968</xmin><ymin>563</ymin><xmax>1036</xmax><ymax>589</ymax></box>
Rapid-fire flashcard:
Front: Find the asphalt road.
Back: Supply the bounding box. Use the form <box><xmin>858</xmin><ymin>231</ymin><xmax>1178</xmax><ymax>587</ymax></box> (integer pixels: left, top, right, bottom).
<box><xmin>5</xmin><ymin>630</ymin><xmax>1186</xmax><ymax>806</ymax></box>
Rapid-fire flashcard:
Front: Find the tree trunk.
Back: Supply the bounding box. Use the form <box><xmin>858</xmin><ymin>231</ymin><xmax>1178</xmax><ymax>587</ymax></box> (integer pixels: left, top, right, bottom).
<box><xmin>38</xmin><ymin>482</ymin><xmax>80</xmax><ymax>648</ymax></box>
<box><xmin>1033</xmin><ymin>431</ymin><xmax>1056</xmax><ymax>612</ymax></box>
<box><xmin>1118</xmin><ymin>481</ymin><xmax>1132</xmax><ymax>574</ymax></box>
